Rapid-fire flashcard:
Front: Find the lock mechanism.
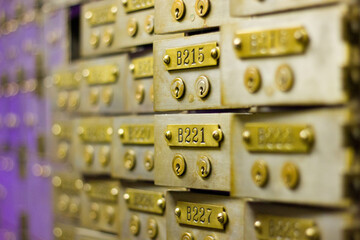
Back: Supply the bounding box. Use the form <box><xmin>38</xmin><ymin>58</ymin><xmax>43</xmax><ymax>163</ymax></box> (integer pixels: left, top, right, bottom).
<box><xmin>197</xmin><ymin>155</ymin><xmax>211</xmax><ymax>178</ymax></box>
<box><xmin>172</xmin><ymin>0</ymin><xmax>185</xmax><ymax>21</ymax></box>
<box><xmin>172</xmin><ymin>154</ymin><xmax>186</xmax><ymax>176</ymax></box>
<box><xmin>171</xmin><ymin>77</ymin><xmax>185</xmax><ymax>99</ymax></box>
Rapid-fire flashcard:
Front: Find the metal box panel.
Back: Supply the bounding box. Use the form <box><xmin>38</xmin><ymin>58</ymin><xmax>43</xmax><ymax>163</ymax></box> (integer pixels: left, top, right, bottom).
<box><xmin>73</xmin><ymin>117</ymin><xmax>114</xmax><ymax>175</ymax></box>
<box><xmin>119</xmin><ymin>181</ymin><xmax>167</xmax><ymax>240</ymax></box>
<box><xmin>154</xmin><ymin>32</ymin><xmax>225</xmax><ymax>111</ymax></box>
<box><xmin>230</xmin><ymin>0</ymin><xmax>352</xmax><ymax>17</ymax></box>
<box><xmin>245</xmin><ymin>201</ymin><xmax>356</xmax><ymax>240</ymax></box>
<box><xmin>81</xmin><ymin>180</ymin><xmax>120</xmax><ymax>234</ymax></box>
<box><xmin>166</xmin><ymin>191</ymin><xmax>245</xmax><ymax>240</ymax></box>
<box><xmin>52</xmin><ymin>172</ymin><xmax>83</xmax><ymax>224</ymax></box>
<box><xmin>112</xmin><ymin>115</ymin><xmax>155</xmax><ymax>181</ymax></box>
<box><xmin>126</xmin><ymin>49</ymin><xmax>155</xmax><ymax>113</ymax></box>
<box><xmin>79</xmin><ymin>54</ymin><xmax>130</xmax><ymax>114</ymax></box>
<box><xmin>155</xmin><ymin>0</ymin><xmax>231</xmax><ymax>34</ymax></box>
<box><xmin>155</xmin><ymin>113</ymin><xmax>234</xmax><ymax>191</ymax></box>
<box><xmin>231</xmin><ymin>107</ymin><xmax>355</xmax><ymax>206</ymax></box>
<box><xmin>221</xmin><ymin>5</ymin><xmax>356</xmax><ymax>108</ymax></box>
<box><xmin>80</xmin><ymin>0</ymin><xmax>125</xmax><ymax>57</ymax></box>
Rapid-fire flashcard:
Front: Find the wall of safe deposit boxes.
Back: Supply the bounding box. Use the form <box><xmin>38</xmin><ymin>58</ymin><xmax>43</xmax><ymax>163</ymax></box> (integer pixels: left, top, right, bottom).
<box><xmin>1</xmin><ymin>0</ymin><xmax>360</xmax><ymax>239</ymax></box>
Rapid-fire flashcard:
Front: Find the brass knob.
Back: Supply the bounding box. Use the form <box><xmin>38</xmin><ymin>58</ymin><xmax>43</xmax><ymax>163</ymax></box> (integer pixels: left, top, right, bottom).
<box><xmin>172</xmin><ymin>154</ymin><xmax>186</xmax><ymax>176</ymax></box>
<box><xmin>170</xmin><ymin>77</ymin><xmax>185</xmax><ymax>99</ymax></box>
<box><xmin>147</xmin><ymin>218</ymin><xmax>158</xmax><ymax>239</ymax></box>
<box><xmin>127</xmin><ymin>18</ymin><xmax>138</xmax><ymax>37</ymax></box>
<box><xmin>195</xmin><ymin>75</ymin><xmax>211</xmax><ymax>98</ymax></box>
<box><xmin>130</xmin><ymin>215</ymin><xmax>140</xmax><ymax>236</ymax></box>
<box><xmin>172</xmin><ymin>0</ymin><xmax>186</xmax><ymax>21</ymax></box>
<box><xmin>195</xmin><ymin>0</ymin><xmax>210</xmax><ymax>17</ymax></box>
<box><xmin>244</xmin><ymin>66</ymin><xmax>261</xmax><ymax>93</ymax></box>
<box><xmin>124</xmin><ymin>149</ymin><xmax>136</xmax><ymax>170</ymax></box>
<box><xmin>251</xmin><ymin>160</ymin><xmax>269</xmax><ymax>187</ymax></box>
<box><xmin>197</xmin><ymin>155</ymin><xmax>211</xmax><ymax>178</ymax></box>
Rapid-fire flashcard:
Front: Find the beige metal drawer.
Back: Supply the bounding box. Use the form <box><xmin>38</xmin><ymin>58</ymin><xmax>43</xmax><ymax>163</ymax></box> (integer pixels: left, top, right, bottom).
<box><xmin>126</xmin><ymin>49</ymin><xmax>155</xmax><ymax>113</ymax></box>
<box><xmin>221</xmin><ymin>4</ymin><xmax>360</xmax><ymax>108</ymax></box>
<box><xmin>80</xmin><ymin>0</ymin><xmax>125</xmax><ymax>57</ymax></box>
<box><xmin>245</xmin><ymin>201</ymin><xmax>359</xmax><ymax>240</ymax></box>
<box><xmin>154</xmin><ymin>0</ymin><xmax>231</xmax><ymax>34</ymax></box>
<box><xmin>231</xmin><ymin>107</ymin><xmax>359</xmax><ymax>206</ymax></box>
<box><xmin>119</xmin><ymin>181</ymin><xmax>168</xmax><ymax>240</ymax></box>
<box><xmin>155</xmin><ymin>113</ymin><xmax>239</xmax><ymax>191</ymax></box>
<box><xmin>230</xmin><ymin>0</ymin><xmax>354</xmax><ymax>17</ymax></box>
<box><xmin>166</xmin><ymin>191</ymin><xmax>245</xmax><ymax>240</ymax></box>
<box><xmin>73</xmin><ymin>117</ymin><xmax>114</xmax><ymax>175</ymax></box>
<box><xmin>52</xmin><ymin>173</ymin><xmax>83</xmax><ymax>224</ymax></box>
<box><xmin>154</xmin><ymin>32</ymin><xmax>226</xmax><ymax>111</ymax></box>
<box><xmin>81</xmin><ymin>180</ymin><xmax>120</xmax><ymax>234</ymax></box>
<box><xmin>51</xmin><ymin>64</ymin><xmax>82</xmax><ymax>113</ymax></box>
<box><xmin>112</xmin><ymin>115</ymin><xmax>155</xmax><ymax>181</ymax></box>
<box><xmin>79</xmin><ymin>54</ymin><xmax>130</xmax><ymax>114</ymax></box>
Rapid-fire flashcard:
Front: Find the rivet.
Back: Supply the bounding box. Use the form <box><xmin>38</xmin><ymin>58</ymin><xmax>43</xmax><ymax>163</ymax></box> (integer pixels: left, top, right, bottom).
<box><xmin>129</xmin><ymin>63</ymin><xmax>135</xmax><ymax>72</ymax></box>
<box><xmin>163</xmin><ymin>55</ymin><xmax>171</xmax><ymax>64</ymax></box>
<box><xmin>233</xmin><ymin>37</ymin><xmax>242</xmax><ymax>49</ymax></box>
<box><xmin>212</xmin><ymin>129</ymin><xmax>223</xmax><ymax>142</ymax></box>
<box><xmin>118</xmin><ymin>128</ymin><xmax>125</xmax><ymax>137</ymax></box>
<box><xmin>123</xmin><ymin>193</ymin><xmax>130</xmax><ymax>202</ymax></box>
<box><xmin>157</xmin><ymin>198</ymin><xmax>166</xmax><ymax>209</ymax></box>
<box><xmin>254</xmin><ymin>220</ymin><xmax>262</xmax><ymax>232</ymax></box>
<box><xmin>110</xmin><ymin>187</ymin><xmax>119</xmax><ymax>196</ymax></box>
<box><xmin>305</xmin><ymin>227</ymin><xmax>320</xmax><ymax>240</ymax></box>
<box><xmin>174</xmin><ymin>207</ymin><xmax>181</xmax><ymax>217</ymax></box>
<box><xmin>210</xmin><ymin>47</ymin><xmax>220</xmax><ymax>60</ymax></box>
<box><xmin>217</xmin><ymin>212</ymin><xmax>227</xmax><ymax>224</ymax></box>
<box><xmin>242</xmin><ymin>130</ymin><xmax>251</xmax><ymax>142</ymax></box>
<box><xmin>165</xmin><ymin>130</ymin><xmax>172</xmax><ymax>140</ymax></box>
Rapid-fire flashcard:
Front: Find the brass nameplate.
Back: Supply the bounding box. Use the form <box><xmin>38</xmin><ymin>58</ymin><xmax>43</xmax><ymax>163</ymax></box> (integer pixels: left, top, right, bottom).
<box><xmin>165</xmin><ymin>42</ymin><xmax>219</xmax><ymax>71</ymax></box>
<box><xmin>53</xmin><ymin>72</ymin><xmax>79</xmax><ymax>89</ymax></box>
<box><xmin>255</xmin><ymin>215</ymin><xmax>317</xmax><ymax>240</ymax></box>
<box><xmin>87</xmin><ymin>181</ymin><xmax>118</xmax><ymax>202</ymax></box>
<box><xmin>86</xmin><ymin>5</ymin><xmax>117</xmax><ymax>26</ymax></box>
<box><xmin>243</xmin><ymin>123</ymin><xmax>314</xmax><ymax>153</ymax></box>
<box><xmin>176</xmin><ymin>201</ymin><xmax>228</xmax><ymax>230</ymax></box>
<box><xmin>119</xmin><ymin>124</ymin><xmax>154</xmax><ymax>145</ymax></box>
<box><xmin>84</xmin><ymin>65</ymin><xmax>118</xmax><ymax>85</ymax></box>
<box><xmin>166</xmin><ymin>124</ymin><xmax>223</xmax><ymax>148</ymax></box>
<box><xmin>79</xmin><ymin>125</ymin><xmax>113</xmax><ymax>143</ymax></box>
<box><xmin>234</xmin><ymin>26</ymin><xmax>309</xmax><ymax>58</ymax></box>
<box><xmin>123</xmin><ymin>0</ymin><xmax>154</xmax><ymax>13</ymax></box>
<box><xmin>55</xmin><ymin>175</ymin><xmax>79</xmax><ymax>192</ymax></box>
<box><xmin>125</xmin><ymin>188</ymin><xmax>165</xmax><ymax>214</ymax></box>
<box><xmin>132</xmin><ymin>56</ymin><xmax>153</xmax><ymax>79</ymax></box>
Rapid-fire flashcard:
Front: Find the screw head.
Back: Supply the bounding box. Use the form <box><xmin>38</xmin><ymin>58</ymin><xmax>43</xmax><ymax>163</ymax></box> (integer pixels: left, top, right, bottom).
<box><xmin>111</xmin><ymin>6</ymin><xmax>118</xmax><ymax>14</ymax></box>
<box><xmin>157</xmin><ymin>198</ymin><xmax>166</xmax><ymax>209</ymax></box>
<box><xmin>242</xmin><ymin>130</ymin><xmax>251</xmax><ymax>142</ymax></box>
<box><xmin>299</xmin><ymin>128</ymin><xmax>314</xmax><ymax>144</ymax></box>
<box><xmin>233</xmin><ymin>37</ymin><xmax>242</xmax><ymax>49</ymax></box>
<box><xmin>254</xmin><ymin>220</ymin><xmax>262</xmax><ymax>232</ymax></box>
<box><xmin>210</xmin><ymin>47</ymin><xmax>220</xmax><ymax>60</ymax></box>
<box><xmin>212</xmin><ymin>129</ymin><xmax>223</xmax><ymax>142</ymax></box>
<box><xmin>85</xmin><ymin>11</ymin><xmax>93</xmax><ymax>20</ymax></box>
<box><xmin>123</xmin><ymin>193</ymin><xmax>130</xmax><ymax>201</ymax></box>
<box><xmin>305</xmin><ymin>227</ymin><xmax>320</xmax><ymax>240</ymax></box>
<box><xmin>129</xmin><ymin>63</ymin><xmax>135</xmax><ymax>72</ymax></box>
<box><xmin>52</xmin><ymin>176</ymin><xmax>62</xmax><ymax>187</ymax></box>
<box><xmin>122</xmin><ymin>0</ymin><xmax>128</xmax><ymax>5</ymax></box>
<box><xmin>165</xmin><ymin>130</ymin><xmax>172</xmax><ymax>140</ymax></box>
<box><xmin>163</xmin><ymin>55</ymin><xmax>171</xmax><ymax>64</ymax></box>
<box><xmin>217</xmin><ymin>212</ymin><xmax>228</xmax><ymax>224</ymax></box>
<box><xmin>174</xmin><ymin>207</ymin><xmax>181</xmax><ymax>217</ymax></box>
<box><xmin>118</xmin><ymin>128</ymin><xmax>125</xmax><ymax>137</ymax></box>
<box><xmin>110</xmin><ymin>187</ymin><xmax>119</xmax><ymax>196</ymax></box>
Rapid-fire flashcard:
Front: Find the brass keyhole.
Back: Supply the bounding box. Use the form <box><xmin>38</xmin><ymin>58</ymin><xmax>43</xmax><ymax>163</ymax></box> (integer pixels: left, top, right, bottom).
<box><xmin>197</xmin><ymin>155</ymin><xmax>211</xmax><ymax>178</ymax></box>
<box><xmin>172</xmin><ymin>154</ymin><xmax>186</xmax><ymax>176</ymax></box>
<box><xmin>172</xmin><ymin>0</ymin><xmax>185</xmax><ymax>21</ymax></box>
<box><xmin>275</xmin><ymin>64</ymin><xmax>294</xmax><ymax>92</ymax></box>
<box><xmin>195</xmin><ymin>75</ymin><xmax>210</xmax><ymax>98</ymax></box>
<box><xmin>251</xmin><ymin>160</ymin><xmax>268</xmax><ymax>187</ymax></box>
<box><xmin>175</xmin><ymin>8</ymin><xmax>180</xmax><ymax>18</ymax></box>
<box><xmin>244</xmin><ymin>66</ymin><xmax>261</xmax><ymax>93</ymax></box>
<box><xmin>195</xmin><ymin>0</ymin><xmax>210</xmax><ymax>17</ymax></box>
<box><xmin>171</xmin><ymin>78</ymin><xmax>185</xmax><ymax>99</ymax></box>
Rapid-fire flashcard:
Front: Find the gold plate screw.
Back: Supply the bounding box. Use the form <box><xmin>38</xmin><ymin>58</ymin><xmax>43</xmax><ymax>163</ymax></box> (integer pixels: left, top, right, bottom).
<box><xmin>163</xmin><ymin>55</ymin><xmax>171</xmax><ymax>64</ymax></box>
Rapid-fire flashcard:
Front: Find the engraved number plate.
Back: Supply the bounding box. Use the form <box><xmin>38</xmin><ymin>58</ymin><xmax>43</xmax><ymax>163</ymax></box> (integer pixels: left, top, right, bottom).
<box><xmin>234</xmin><ymin>26</ymin><xmax>309</xmax><ymax>59</ymax></box>
<box><xmin>164</xmin><ymin>42</ymin><xmax>219</xmax><ymax>71</ymax></box>
<box><xmin>166</xmin><ymin>124</ymin><xmax>223</xmax><ymax>147</ymax></box>
<box><xmin>86</xmin><ymin>5</ymin><xmax>117</xmax><ymax>26</ymax></box>
<box><xmin>79</xmin><ymin>125</ymin><xmax>113</xmax><ymax>143</ymax></box>
<box><xmin>243</xmin><ymin>123</ymin><xmax>314</xmax><ymax>153</ymax></box>
<box><xmin>86</xmin><ymin>181</ymin><xmax>118</xmax><ymax>202</ymax></box>
<box><xmin>119</xmin><ymin>124</ymin><xmax>154</xmax><ymax>145</ymax></box>
<box><xmin>132</xmin><ymin>56</ymin><xmax>153</xmax><ymax>79</ymax></box>
<box><xmin>123</xmin><ymin>0</ymin><xmax>154</xmax><ymax>13</ymax></box>
<box><xmin>84</xmin><ymin>65</ymin><xmax>118</xmax><ymax>85</ymax></box>
<box><xmin>175</xmin><ymin>201</ymin><xmax>227</xmax><ymax>230</ymax></box>
<box><xmin>255</xmin><ymin>215</ymin><xmax>317</xmax><ymax>240</ymax></box>
<box><xmin>125</xmin><ymin>188</ymin><xmax>165</xmax><ymax>214</ymax></box>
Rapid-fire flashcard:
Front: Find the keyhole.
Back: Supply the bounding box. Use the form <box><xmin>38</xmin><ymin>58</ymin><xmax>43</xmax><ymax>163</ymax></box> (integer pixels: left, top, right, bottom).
<box><xmin>255</xmin><ymin>171</ymin><xmax>262</xmax><ymax>182</ymax></box>
<box><xmin>201</xmin><ymin>166</ymin><xmax>205</xmax><ymax>175</ymax></box>
<box><xmin>176</xmin><ymin>163</ymin><xmax>181</xmax><ymax>173</ymax></box>
<box><xmin>199</xmin><ymin>86</ymin><xmax>204</xmax><ymax>95</ymax></box>
<box><xmin>175</xmin><ymin>8</ymin><xmax>179</xmax><ymax>18</ymax></box>
<box><xmin>248</xmin><ymin>77</ymin><xmax>254</xmax><ymax>88</ymax></box>
<box><xmin>199</xmin><ymin>5</ymin><xmax>203</xmax><ymax>14</ymax></box>
<box><xmin>175</xmin><ymin>87</ymin><xmax>179</xmax><ymax>97</ymax></box>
